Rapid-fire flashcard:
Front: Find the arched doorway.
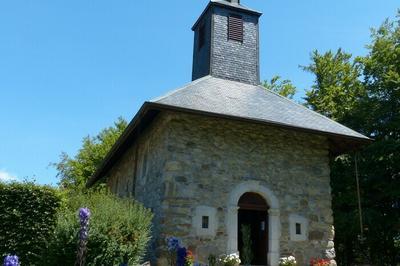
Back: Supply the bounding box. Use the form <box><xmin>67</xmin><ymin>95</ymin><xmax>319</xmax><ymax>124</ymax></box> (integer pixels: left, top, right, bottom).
<box><xmin>226</xmin><ymin>181</ymin><xmax>280</xmax><ymax>266</ymax></box>
<box><xmin>238</xmin><ymin>192</ymin><xmax>269</xmax><ymax>265</ymax></box>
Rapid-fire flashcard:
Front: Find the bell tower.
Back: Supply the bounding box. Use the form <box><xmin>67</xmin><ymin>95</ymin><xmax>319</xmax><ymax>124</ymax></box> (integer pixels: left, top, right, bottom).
<box><xmin>192</xmin><ymin>0</ymin><xmax>262</xmax><ymax>85</ymax></box>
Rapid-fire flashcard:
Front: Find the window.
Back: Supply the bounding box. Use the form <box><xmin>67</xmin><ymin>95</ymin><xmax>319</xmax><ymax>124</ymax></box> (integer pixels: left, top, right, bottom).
<box><xmin>228</xmin><ymin>15</ymin><xmax>243</xmax><ymax>42</ymax></box>
<box><xmin>289</xmin><ymin>214</ymin><xmax>308</xmax><ymax>241</ymax></box>
<box><xmin>202</xmin><ymin>216</ymin><xmax>209</xmax><ymax>229</ymax></box>
<box><xmin>193</xmin><ymin>206</ymin><xmax>217</xmax><ymax>237</ymax></box>
<box><xmin>198</xmin><ymin>24</ymin><xmax>206</xmax><ymax>50</ymax></box>
<box><xmin>296</xmin><ymin>223</ymin><xmax>302</xmax><ymax>235</ymax></box>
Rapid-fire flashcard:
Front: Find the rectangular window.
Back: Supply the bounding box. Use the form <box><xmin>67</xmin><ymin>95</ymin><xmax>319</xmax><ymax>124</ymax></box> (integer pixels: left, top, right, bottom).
<box><xmin>198</xmin><ymin>24</ymin><xmax>206</xmax><ymax>50</ymax></box>
<box><xmin>202</xmin><ymin>216</ymin><xmax>209</xmax><ymax>229</ymax></box>
<box><xmin>228</xmin><ymin>15</ymin><xmax>243</xmax><ymax>42</ymax></box>
<box><xmin>296</xmin><ymin>223</ymin><xmax>302</xmax><ymax>235</ymax></box>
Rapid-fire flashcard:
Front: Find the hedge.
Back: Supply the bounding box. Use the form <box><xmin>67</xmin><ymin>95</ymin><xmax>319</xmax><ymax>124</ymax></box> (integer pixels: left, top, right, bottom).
<box><xmin>0</xmin><ymin>182</ymin><xmax>62</xmax><ymax>265</ymax></box>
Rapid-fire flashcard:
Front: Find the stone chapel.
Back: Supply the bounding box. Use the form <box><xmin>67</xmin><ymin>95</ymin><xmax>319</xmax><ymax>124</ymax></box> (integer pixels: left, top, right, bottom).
<box><xmin>87</xmin><ymin>0</ymin><xmax>370</xmax><ymax>265</ymax></box>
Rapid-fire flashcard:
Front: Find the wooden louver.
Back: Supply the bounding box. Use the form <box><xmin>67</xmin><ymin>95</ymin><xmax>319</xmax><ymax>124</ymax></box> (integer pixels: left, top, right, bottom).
<box><xmin>228</xmin><ymin>15</ymin><xmax>243</xmax><ymax>42</ymax></box>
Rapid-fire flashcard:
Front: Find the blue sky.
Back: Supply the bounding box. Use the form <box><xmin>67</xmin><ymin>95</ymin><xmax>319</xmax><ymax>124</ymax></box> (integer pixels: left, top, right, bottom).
<box><xmin>0</xmin><ymin>0</ymin><xmax>398</xmax><ymax>185</ymax></box>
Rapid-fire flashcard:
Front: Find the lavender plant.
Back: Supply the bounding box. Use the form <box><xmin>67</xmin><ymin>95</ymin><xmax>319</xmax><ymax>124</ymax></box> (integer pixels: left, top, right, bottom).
<box><xmin>166</xmin><ymin>236</ymin><xmax>181</xmax><ymax>266</ymax></box>
<box><xmin>75</xmin><ymin>207</ymin><xmax>91</xmax><ymax>266</ymax></box>
<box><xmin>3</xmin><ymin>255</ymin><xmax>19</xmax><ymax>266</ymax></box>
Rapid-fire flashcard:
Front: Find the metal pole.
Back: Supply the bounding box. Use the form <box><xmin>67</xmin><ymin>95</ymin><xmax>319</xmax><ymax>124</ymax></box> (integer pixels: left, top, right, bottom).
<box><xmin>355</xmin><ymin>152</ymin><xmax>364</xmax><ymax>240</ymax></box>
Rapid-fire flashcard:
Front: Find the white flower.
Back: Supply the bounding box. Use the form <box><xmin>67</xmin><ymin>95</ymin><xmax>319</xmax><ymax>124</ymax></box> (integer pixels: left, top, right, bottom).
<box><xmin>279</xmin><ymin>256</ymin><xmax>297</xmax><ymax>266</ymax></box>
<box><xmin>218</xmin><ymin>253</ymin><xmax>241</xmax><ymax>264</ymax></box>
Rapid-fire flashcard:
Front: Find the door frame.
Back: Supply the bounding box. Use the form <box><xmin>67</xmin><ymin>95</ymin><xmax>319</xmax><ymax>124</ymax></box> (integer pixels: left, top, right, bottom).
<box><xmin>226</xmin><ymin>181</ymin><xmax>281</xmax><ymax>266</ymax></box>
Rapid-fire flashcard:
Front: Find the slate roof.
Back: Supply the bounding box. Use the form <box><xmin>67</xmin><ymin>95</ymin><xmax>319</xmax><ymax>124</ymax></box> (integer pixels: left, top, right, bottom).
<box><xmin>152</xmin><ymin>75</ymin><xmax>369</xmax><ymax>141</ymax></box>
<box><xmin>87</xmin><ymin>76</ymin><xmax>370</xmax><ymax>187</ymax></box>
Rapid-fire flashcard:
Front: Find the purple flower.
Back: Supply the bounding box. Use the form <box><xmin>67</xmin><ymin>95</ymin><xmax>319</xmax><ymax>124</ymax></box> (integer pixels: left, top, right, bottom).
<box><xmin>79</xmin><ymin>207</ymin><xmax>91</xmax><ymax>222</ymax></box>
<box><xmin>176</xmin><ymin>247</ymin><xmax>187</xmax><ymax>266</ymax></box>
<box><xmin>78</xmin><ymin>207</ymin><xmax>90</xmax><ymax>241</ymax></box>
<box><xmin>75</xmin><ymin>207</ymin><xmax>91</xmax><ymax>266</ymax></box>
<box><xmin>3</xmin><ymin>255</ymin><xmax>19</xmax><ymax>266</ymax></box>
<box><xmin>166</xmin><ymin>236</ymin><xmax>180</xmax><ymax>252</ymax></box>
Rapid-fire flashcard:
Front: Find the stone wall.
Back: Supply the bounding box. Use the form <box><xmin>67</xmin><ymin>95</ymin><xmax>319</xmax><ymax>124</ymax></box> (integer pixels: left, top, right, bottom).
<box><xmin>107</xmin><ymin>111</ymin><xmax>335</xmax><ymax>265</ymax></box>
<box><xmin>160</xmin><ymin>112</ymin><xmax>334</xmax><ymax>265</ymax></box>
<box><xmin>107</xmin><ymin>113</ymin><xmax>170</xmax><ymax>261</ymax></box>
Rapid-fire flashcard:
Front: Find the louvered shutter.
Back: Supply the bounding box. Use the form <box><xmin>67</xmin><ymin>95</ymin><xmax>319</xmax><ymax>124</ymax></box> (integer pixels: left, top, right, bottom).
<box><xmin>228</xmin><ymin>15</ymin><xmax>243</xmax><ymax>42</ymax></box>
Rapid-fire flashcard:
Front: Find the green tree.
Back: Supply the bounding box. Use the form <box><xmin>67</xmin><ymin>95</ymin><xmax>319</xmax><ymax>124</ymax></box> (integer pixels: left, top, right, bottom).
<box><xmin>54</xmin><ymin>117</ymin><xmax>128</xmax><ymax>190</ymax></box>
<box><xmin>303</xmin><ymin>12</ymin><xmax>400</xmax><ymax>265</ymax></box>
<box><xmin>262</xmin><ymin>76</ymin><xmax>297</xmax><ymax>99</ymax></box>
<box><xmin>302</xmin><ymin>49</ymin><xmax>365</xmax><ymax>123</ymax></box>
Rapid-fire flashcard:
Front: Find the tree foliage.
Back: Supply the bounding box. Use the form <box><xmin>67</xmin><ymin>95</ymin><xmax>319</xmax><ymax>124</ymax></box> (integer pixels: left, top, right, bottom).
<box><xmin>303</xmin><ymin>12</ymin><xmax>400</xmax><ymax>265</ymax></box>
<box><xmin>262</xmin><ymin>76</ymin><xmax>297</xmax><ymax>99</ymax></box>
<box><xmin>302</xmin><ymin>49</ymin><xmax>365</xmax><ymax>124</ymax></box>
<box><xmin>54</xmin><ymin>118</ymin><xmax>128</xmax><ymax>190</ymax></box>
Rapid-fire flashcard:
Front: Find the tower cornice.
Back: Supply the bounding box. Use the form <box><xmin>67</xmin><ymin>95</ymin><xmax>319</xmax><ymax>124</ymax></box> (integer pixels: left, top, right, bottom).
<box><xmin>192</xmin><ymin>0</ymin><xmax>262</xmax><ymax>31</ymax></box>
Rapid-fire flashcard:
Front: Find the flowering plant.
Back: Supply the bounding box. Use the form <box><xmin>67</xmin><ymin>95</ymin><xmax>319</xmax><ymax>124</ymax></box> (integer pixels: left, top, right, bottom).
<box><xmin>185</xmin><ymin>250</ymin><xmax>195</xmax><ymax>266</ymax></box>
<box><xmin>166</xmin><ymin>236</ymin><xmax>181</xmax><ymax>265</ymax></box>
<box><xmin>218</xmin><ymin>253</ymin><xmax>241</xmax><ymax>266</ymax></box>
<box><xmin>167</xmin><ymin>236</ymin><xmax>181</xmax><ymax>252</ymax></box>
<box><xmin>3</xmin><ymin>255</ymin><xmax>20</xmax><ymax>266</ymax></box>
<box><xmin>279</xmin><ymin>256</ymin><xmax>297</xmax><ymax>266</ymax></box>
<box><xmin>165</xmin><ymin>236</ymin><xmax>198</xmax><ymax>266</ymax></box>
<box><xmin>310</xmin><ymin>258</ymin><xmax>330</xmax><ymax>266</ymax></box>
<box><xmin>75</xmin><ymin>207</ymin><xmax>91</xmax><ymax>266</ymax></box>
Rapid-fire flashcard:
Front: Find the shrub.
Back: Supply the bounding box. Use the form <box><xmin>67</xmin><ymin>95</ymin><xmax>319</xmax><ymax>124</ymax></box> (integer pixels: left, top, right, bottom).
<box><xmin>240</xmin><ymin>224</ymin><xmax>253</xmax><ymax>265</ymax></box>
<box><xmin>208</xmin><ymin>254</ymin><xmax>217</xmax><ymax>266</ymax></box>
<box><xmin>0</xmin><ymin>182</ymin><xmax>61</xmax><ymax>265</ymax></box>
<box><xmin>44</xmin><ymin>191</ymin><xmax>153</xmax><ymax>265</ymax></box>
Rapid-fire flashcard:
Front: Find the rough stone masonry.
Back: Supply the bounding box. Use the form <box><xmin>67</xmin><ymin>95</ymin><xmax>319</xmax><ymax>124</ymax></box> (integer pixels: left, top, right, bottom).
<box><xmin>107</xmin><ymin>111</ymin><xmax>336</xmax><ymax>265</ymax></box>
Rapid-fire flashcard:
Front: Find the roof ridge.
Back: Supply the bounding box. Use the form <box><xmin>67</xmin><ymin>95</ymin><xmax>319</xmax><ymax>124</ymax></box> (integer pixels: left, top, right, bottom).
<box><xmin>151</xmin><ymin>75</ymin><xmax>212</xmax><ymax>103</ymax></box>
<box><xmin>256</xmin><ymin>84</ymin><xmax>369</xmax><ymax>139</ymax></box>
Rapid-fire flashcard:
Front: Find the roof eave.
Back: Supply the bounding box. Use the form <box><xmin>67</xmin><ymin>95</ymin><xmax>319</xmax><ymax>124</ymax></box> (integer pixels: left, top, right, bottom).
<box><xmin>87</xmin><ymin>102</ymin><xmax>372</xmax><ymax>188</ymax></box>
<box><xmin>86</xmin><ymin>102</ymin><xmax>154</xmax><ymax>188</ymax></box>
<box><xmin>149</xmin><ymin>102</ymin><xmax>373</xmax><ymax>144</ymax></box>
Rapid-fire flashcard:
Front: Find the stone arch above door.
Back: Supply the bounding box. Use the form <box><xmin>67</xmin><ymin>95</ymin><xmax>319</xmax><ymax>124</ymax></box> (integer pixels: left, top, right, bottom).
<box><xmin>226</xmin><ymin>181</ymin><xmax>281</xmax><ymax>266</ymax></box>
